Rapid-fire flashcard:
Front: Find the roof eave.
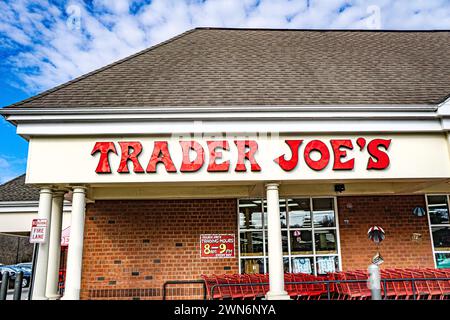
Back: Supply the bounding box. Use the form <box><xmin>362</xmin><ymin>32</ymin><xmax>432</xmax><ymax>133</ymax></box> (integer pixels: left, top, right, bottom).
<box><xmin>0</xmin><ymin>104</ymin><xmax>439</xmax><ymax>117</ymax></box>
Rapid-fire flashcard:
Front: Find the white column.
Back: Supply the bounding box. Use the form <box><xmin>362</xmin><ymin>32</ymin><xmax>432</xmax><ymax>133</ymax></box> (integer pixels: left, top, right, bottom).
<box><xmin>61</xmin><ymin>187</ymin><xmax>87</xmax><ymax>300</ymax></box>
<box><xmin>32</xmin><ymin>188</ymin><xmax>53</xmax><ymax>300</ymax></box>
<box><xmin>45</xmin><ymin>190</ymin><xmax>65</xmax><ymax>299</ymax></box>
<box><xmin>265</xmin><ymin>183</ymin><xmax>290</xmax><ymax>300</ymax></box>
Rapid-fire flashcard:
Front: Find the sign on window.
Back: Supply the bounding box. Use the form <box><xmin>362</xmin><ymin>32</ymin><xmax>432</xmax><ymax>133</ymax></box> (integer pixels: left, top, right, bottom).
<box><xmin>292</xmin><ymin>258</ymin><xmax>312</xmax><ymax>274</ymax></box>
<box><xmin>317</xmin><ymin>257</ymin><xmax>336</xmax><ymax>274</ymax></box>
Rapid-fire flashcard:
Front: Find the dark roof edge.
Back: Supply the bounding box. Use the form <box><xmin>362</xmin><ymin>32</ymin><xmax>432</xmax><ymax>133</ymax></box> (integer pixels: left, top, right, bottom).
<box><xmin>195</xmin><ymin>27</ymin><xmax>450</xmax><ymax>32</ymax></box>
<box><xmin>3</xmin><ymin>28</ymin><xmax>198</xmax><ymax>110</ymax></box>
<box><xmin>0</xmin><ymin>104</ymin><xmax>439</xmax><ymax>116</ymax></box>
<box><xmin>437</xmin><ymin>92</ymin><xmax>450</xmax><ymax>107</ymax></box>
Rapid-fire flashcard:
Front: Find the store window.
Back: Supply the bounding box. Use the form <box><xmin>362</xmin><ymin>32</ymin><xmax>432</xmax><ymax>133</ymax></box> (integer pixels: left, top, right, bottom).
<box><xmin>238</xmin><ymin>197</ymin><xmax>341</xmax><ymax>275</ymax></box>
<box><xmin>426</xmin><ymin>195</ymin><xmax>450</xmax><ymax>268</ymax></box>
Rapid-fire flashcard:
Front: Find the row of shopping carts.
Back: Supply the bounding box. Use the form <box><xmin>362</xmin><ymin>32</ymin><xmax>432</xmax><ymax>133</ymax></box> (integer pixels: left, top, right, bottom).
<box><xmin>201</xmin><ymin>273</ymin><xmax>328</xmax><ymax>300</ymax></box>
<box><xmin>201</xmin><ymin>273</ymin><xmax>266</xmax><ymax>299</ymax></box>
<box><xmin>201</xmin><ymin>268</ymin><xmax>450</xmax><ymax>300</ymax></box>
<box><xmin>330</xmin><ymin>268</ymin><xmax>450</xmax><ymax>300</ymax></box>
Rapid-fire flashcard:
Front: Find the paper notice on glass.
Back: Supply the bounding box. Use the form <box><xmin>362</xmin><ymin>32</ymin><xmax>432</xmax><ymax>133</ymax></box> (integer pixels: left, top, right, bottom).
<box><xmin>293</xmin><ymin>258</ymin><xmax>312</xmax><ymax>274</ymax></box>
<box><xmin>317</xmin><ymin>257</ymin><xmax>336</xmax><ymax>274</ymax></box>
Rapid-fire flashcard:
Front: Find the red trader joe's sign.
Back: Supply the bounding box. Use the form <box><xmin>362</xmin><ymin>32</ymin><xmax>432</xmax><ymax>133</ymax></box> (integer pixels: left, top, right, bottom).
<box><xmin>91</xmin><ymin>138</ymin><xmax>391</xmax><ymax>174</ymax></box>
<box><xmin>200</xmin><ymin>234</ymin><xmax>235</xmax><ymax>259</ymax></box>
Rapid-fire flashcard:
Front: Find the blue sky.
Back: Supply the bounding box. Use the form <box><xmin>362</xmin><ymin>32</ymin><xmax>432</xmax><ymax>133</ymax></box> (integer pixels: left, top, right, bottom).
<box><xmin>1</xmin><ymin>0</ymin><xmax>450</xmax><ymax>183</ymax></box>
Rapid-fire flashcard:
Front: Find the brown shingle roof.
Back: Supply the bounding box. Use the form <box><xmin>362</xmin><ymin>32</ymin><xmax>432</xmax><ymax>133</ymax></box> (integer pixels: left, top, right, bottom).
<box><xmin>0</xmin><ymin>175</ymin><xmax>40</xmax><ymax>202</ymax></box>
<box><xmin>5</xmin><ymin>28</ymin><xmax>450</xmax><ymax>109</ymax></box>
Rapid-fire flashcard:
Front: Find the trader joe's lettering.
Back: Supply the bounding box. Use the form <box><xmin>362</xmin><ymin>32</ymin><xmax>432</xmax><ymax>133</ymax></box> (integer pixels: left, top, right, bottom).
<box><xmin>91</xmin><ymin>138</ymin><xmax>391</xmax><ymax>174</ymax></box>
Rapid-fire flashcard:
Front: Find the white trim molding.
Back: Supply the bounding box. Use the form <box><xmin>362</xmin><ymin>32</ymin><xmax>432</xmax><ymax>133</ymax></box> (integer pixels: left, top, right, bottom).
<box><xmin>0</xmin><ymin>104</ymin><xmax>438</xmax><ymax>115</ymax></box>
<box><xmin>2</xmin><ymin>104</ymin><xmax>449</xmax><ymax>138</ymax></box>
<box><xmin>0</xmin><ymin>201</ymin><xmax>72</xmax><ymax>213</ymax></box>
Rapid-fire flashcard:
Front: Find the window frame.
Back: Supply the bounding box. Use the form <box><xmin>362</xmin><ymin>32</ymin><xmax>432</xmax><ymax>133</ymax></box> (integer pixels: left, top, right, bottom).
<box><xmin>237</xmin><ymin>196</ymin><xmax>342</xmax><ymax>275</ymax></box>
<box><xmin>425</xmin><ymin>194</ymin><xmax>450</xmax><ymax>268</ymax></box>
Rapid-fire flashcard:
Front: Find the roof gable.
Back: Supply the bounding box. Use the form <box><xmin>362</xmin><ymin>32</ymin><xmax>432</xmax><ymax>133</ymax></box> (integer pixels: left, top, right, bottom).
<box><xmin>5</xmin><ymin>28</ymin><xmax>450</xmax><ymax>109</ymax></box>
<box><xmin>0</xmin><ymin>175</ymin><xmax>40</xmax><ymax>202</ymax></box>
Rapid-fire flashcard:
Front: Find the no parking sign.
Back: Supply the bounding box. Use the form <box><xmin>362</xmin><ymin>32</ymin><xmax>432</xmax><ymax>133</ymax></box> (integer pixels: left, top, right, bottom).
<box><xmin>30</xmin><ymin>219</ymin><xmax>48</xmax><ymax>244</ymax></box>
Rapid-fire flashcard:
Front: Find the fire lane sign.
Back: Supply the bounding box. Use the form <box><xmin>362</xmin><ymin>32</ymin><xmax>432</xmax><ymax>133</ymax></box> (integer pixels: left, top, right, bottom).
<box><xmin>200</xmin><ymin>234</ymin><xmax>235</xmax><ymax>259</ymax></box>
<box><xmin>30</xmin><ymin>219</ymin><xmax>48</xmax><ymax>244</ymax></box>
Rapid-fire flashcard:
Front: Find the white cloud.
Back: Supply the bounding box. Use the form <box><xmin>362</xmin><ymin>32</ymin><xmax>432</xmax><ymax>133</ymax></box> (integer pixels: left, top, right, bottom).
<box><xmin>0</xmin><ymin>155</ymin><xmax>26</xmax><ymax>184</ymax></box>
<box><xmin>0</xmin><ymin>157</ymin><xmax>10</xmax><ymax>169</ymax></box>
<box><xmin>1</xmin><ymin>0</ymin><xmax>450</xmax><ymax>94</ymax></box>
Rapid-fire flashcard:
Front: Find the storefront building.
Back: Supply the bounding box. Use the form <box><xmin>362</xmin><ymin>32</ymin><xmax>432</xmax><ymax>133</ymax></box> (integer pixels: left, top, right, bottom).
<box><xmin>2</xmin><ymin>28</ymin><xmax>450</xmax><ymax>300</ymax></box>
<box><xmin>0</xmin><ymin>175</ymin><xmax>71</xmax><ymax>267</ymax></box>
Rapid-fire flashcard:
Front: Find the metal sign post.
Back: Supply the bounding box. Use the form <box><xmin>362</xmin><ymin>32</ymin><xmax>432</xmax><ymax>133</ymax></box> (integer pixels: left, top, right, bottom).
<box><xmin>367</xmin><ymin>225</ymin><xmax>385</xmax><ymax>300</ymax></box>
<box><xmin>28</xmin><ymin>243</ymin><xmax>38</xmax><ymax>300</ymax></box>
<box><xmin>0</xmin><ymin>271</ymin><xmax>10</xmax><ymax>300</ymax></box>
<box><xmin>368</xmin><ymin>264</ymin><xmax>382</xmax><ymax>300</ymax></box>
<box><xmin>13</xmin><ymin>272</ymin><xmax>23</xmax><ymax>300</ymax></box>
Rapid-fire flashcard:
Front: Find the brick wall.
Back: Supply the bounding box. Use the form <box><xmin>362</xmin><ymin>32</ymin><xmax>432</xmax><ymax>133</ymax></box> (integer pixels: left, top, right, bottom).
<box><xmin>80</xmin><ymin>199</ymin><xmax>238</xmax><ymax>300</ymax></box>
<box><xmin>337</xmin><ymin>195</ymin><xmax>435</xmax><ymax>270</ymax></box>
<box><xmin>79</xmin><ymin>195</ymin><xmax>436</xmax><ymax>300</ymax></box>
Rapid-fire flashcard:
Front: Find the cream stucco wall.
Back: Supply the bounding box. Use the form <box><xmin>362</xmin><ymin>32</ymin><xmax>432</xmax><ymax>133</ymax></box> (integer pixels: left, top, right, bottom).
<box><xmin>0</xmin><ymin>208</ymin><xmax>71</xmax><ymax>234</ymax></box>
<box><xmin>25</xmin><ymin>133</ymin><xmax>450</xmax><ymax>185</ymax></box>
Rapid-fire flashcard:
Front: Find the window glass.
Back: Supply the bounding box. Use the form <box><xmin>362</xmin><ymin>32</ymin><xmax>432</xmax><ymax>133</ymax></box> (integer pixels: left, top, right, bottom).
<box><xmin>288</xmin><ymin>198</ymin><xmax>311</xmax><ymax>228</ymax></box>
<box><xmin>279</xmin><ymin>199</ymin><xmax>287</xmax><ymax>229</ymax></box>
<box><xmin>316</xmin><ymin>256</ymin><xmax>339</xmax><ymax>275</ymax></box>
<box><xmin>436</xmin><ymin>253</ymin><xmax>450</xmax><ymax>269</ymax></box>
<box><xmin>241</xmin><ymin>258</ymin><xmax>264</xmax><ymax>274</ymax></box>
<box><xmin>312</xmin><ymin>198</ymin><xmax>335</xmax><ymax>228</ymax></box>
<box><xmin>239</xmin><ymin>199</ymin><xmax>263</xmax><ymax>229</ymax></box>
<box><xmin>315</xmin><ymin>229</ymin><xmax>337</xmax><ymax>253</ymax></box>
<box><xmin>291</xmin><ymin>257</ymin><xmax>314</xmax><ymax>274</ymax></box>
<box><xmin>238</xmin><ymin>197</ymin><xmax>340</xmax><ymax>275</ymax></box>
<box><xmin>265</xmin><ymin>257</ymin><xmax>290</xmax><ymax>274</ymax></box>
<box><xmin>264</xmin><ymin>231</ymin><xmax>289</xmax><ymax>255</ymax></box>
<box><xmin>431</xmin><ymin>227</ymin><xmax>450</xmax><ymax>251</ymax></box>
<box><xmin>262</xmin><ymin>200</ymin><xmax>287</xmax><ymax>228</ymax></box>
<box><xmin>240</xmin><ymin>231</ymin><xmax>264</xmax><ymax>256</ymax></box>
<box><xmin>283</xmin><ymin>257</ymin><xmax>290</xmax><ymax>273</ymax></box>
<box><xmin>427</xmin><ymin>196</ymin><xmax>450</xmax><ymax>224</ymax></box>
<box><xmin>290</xmin><ymin>230</ymin><xmax>313</xmax><ymax>255</ymax></box>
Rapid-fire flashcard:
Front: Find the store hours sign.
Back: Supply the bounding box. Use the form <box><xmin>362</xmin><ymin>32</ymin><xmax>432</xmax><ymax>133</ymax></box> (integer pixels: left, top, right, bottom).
<box><xmin>200</xmin><ymin>234</ymin><xmax>235</xmax><ymax>259</ymax></box>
